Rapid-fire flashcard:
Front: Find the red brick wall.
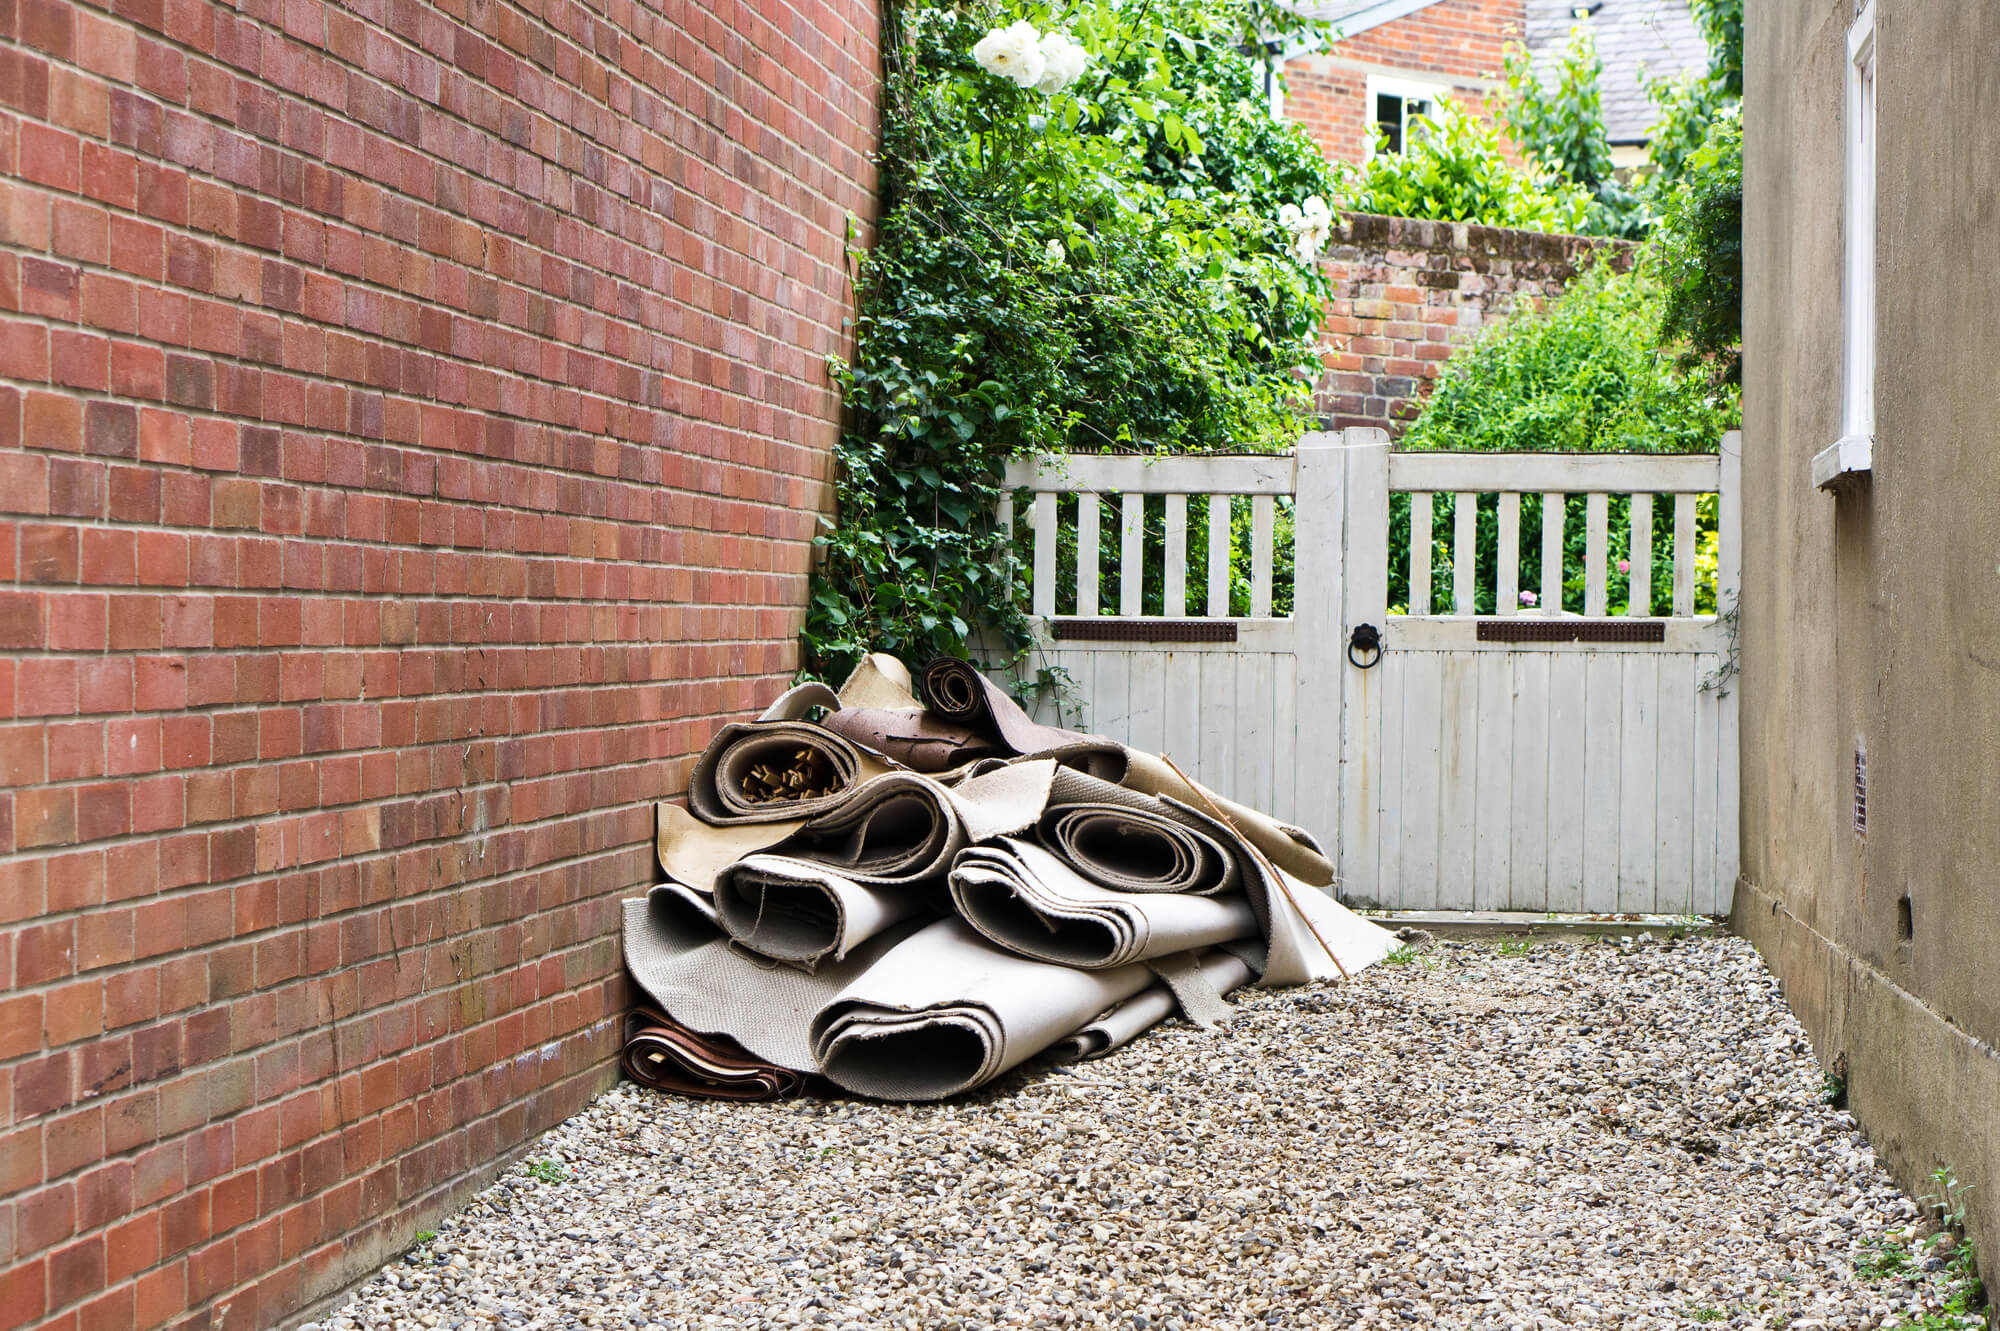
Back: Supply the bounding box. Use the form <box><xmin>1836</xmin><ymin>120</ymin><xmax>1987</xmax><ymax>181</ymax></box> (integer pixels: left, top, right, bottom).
<box><xmin>1283</xmin><ymin>0</ymin><xmax>1524</xmax><ymax>164</ymax></box>
<box><xmin>1316</xmin><ymin>212</ymin><xmax>1632</xmax><ymax>432</ymax></box>
<box><xmin>0</xmin><ymin>0</ymin><xmax>881</xmax><ymax>1322</ymax></box>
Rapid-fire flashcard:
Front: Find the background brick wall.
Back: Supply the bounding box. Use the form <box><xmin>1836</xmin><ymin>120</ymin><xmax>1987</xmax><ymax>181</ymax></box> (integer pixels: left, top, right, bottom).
<box><xmin>1282</xmin><ymin>0</ymin><xmax>1524</xmax><ymax>164</ymax></box>
<box><xmin>1315</xmin><ymin>212</ymin><xmax>1631</xmax><ymax>433</ymax></box>
<box><xmin>0</xmin><ymin>0</ymin><xmax>880</xmax><ymax>1323</ymax></box>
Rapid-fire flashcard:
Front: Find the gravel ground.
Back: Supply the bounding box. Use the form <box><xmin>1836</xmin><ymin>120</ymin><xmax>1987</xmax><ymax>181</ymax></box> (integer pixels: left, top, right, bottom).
<box><xmin>313</xmin><ymin>934</ymin><xmax>1984</xmax><ymax>1331</ymax></box>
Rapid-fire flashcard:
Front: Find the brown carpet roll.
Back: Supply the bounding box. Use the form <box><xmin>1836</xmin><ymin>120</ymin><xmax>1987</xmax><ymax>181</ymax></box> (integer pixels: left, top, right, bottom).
<box><xmin>620</xmin><ymin>1008</ymin><xmax>813</xmax><ymax>1101</ymax></box>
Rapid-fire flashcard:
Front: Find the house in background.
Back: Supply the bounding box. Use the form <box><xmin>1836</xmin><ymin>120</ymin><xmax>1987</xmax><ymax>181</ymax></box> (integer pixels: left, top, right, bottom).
<box><xmin>1280</xmin><ymin>0</ymin><xmax>1703</xmax><ymax>167</ymax></box>
<box><xmin>1740</xmin><ymin>0</ymin><xmax>2000</xmax><ymax>1282</ymax></box>
<box><xmin>1524</xmin><ymin>0</ymin><xmax>1708</xmax><ymax>168</ymax></box>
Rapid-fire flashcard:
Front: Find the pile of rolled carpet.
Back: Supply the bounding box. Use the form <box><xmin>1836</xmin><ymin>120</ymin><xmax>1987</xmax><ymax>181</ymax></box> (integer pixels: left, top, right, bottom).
<box><xmin>620</xmin><ymin>654</ymin><xmax>1395</xmax><ymax>1102</ymax></box>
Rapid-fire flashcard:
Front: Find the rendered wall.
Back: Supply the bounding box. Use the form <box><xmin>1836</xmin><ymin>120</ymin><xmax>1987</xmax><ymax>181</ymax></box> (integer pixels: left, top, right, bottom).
<box><xmin>1736</xmin><ymin>0</ymin><xmax>2000</xmax><ymax>1281</ymax></box>
<box><xmin>0</xmin><ymin>0</ymin><xmax>881</xmax><ymax>1323</ymax></box>
<box><xmin>1316</xmin><ymin>211</ymin><xmax>1630</xmax><ymax>434</ymax></box>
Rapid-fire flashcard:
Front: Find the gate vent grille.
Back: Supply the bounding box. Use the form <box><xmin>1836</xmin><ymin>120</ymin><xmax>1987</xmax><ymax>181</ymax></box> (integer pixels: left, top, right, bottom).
<box><xmin>1051</xmin><ymin>619</ymin><xmax>1238</xmax><ymax>644</ymax></box>
<box><xmin>1475</xmin><ymin>619</ymin><xmax>1666</xmax><ymax>644</ymax></box>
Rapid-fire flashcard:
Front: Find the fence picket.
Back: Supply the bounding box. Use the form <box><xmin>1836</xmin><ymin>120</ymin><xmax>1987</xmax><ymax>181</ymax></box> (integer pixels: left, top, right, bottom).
<box><xmin>1077</xmin><ymin>492</ymin><xmax>1099</xmax><ymax>617</ymax></box>
<box><xmin>1207</xmin><ymin>495</ymin><xmax>1231</xmax><ymax>617</ymax></box>
<box><xmin>1251</xmin><ymin>494</ymin><xmax>1274</xmax><ymax>618</ymax></box>
<box><xmin>1630</xmin><ymin>493</ymin><xmax>1653</xmax><ymax>617</ymax></box>
<box><xmin>1541</xmin><ymin>492</ymin><xmax>1564</xmax><ymax>612</ymax></box>
<box><xmin>1453</xmin><ymin>491</ymin><xmax>1476</xmax><ymax>615</ymax></box>
<box><xmin>1032</xmin><ymin>491</ymin><xmax>1057</xmax><ymax>618</ymax></box>
<box><xmin>1410</xmin><ymin>492</ymin><xmax>1433</xmax><ymax>615</ymax></box>
<box><xmin>1497</xmin><ymin>493</ymin><xmax>1520</xmax><ymax>616</ymax></box>
<box><xmin>1673</xmin><ymin>493</ymin><xmax>1696</xmax><ymax>616</ymax></box>
<box><xmin>1585</xmin><ymin>492</ymin><xmax>1609</xmax><ymax>616</ymax></box>
<box><xmin>1164</xmin><ymin>493</ymin><xmax>1187</xmax><ymax>618</ymax></box>
<box><xmin>1120</xmin><ymin>493</ymin><xmax>1143</xmax><ymax>616</ymax></box>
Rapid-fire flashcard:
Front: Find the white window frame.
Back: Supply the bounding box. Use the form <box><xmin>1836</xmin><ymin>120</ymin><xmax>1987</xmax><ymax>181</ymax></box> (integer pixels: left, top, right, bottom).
<box><xmin>1816</xmin><ymin>0</ymin><xmax>1877</xmax><ymax>489</ymax></box>
<box><xmin>1364</xmin><ymin>74</ymin><xmax>1449</xmax><ymax>158</ymax></box>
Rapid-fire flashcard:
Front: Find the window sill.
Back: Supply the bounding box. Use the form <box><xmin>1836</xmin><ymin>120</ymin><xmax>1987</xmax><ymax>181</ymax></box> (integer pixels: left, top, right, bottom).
<box><xmin>1812</xmin><ymin>434</ymin><xmax>1873</xmax><ymax>490</ymax></box>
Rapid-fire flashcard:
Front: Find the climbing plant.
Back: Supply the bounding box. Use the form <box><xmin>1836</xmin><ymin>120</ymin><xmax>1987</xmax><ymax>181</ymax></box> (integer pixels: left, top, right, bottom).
<box><xmin>803</xmin><ymin>0</ymin><xmax>1340</xmax><ymax>681</ymax></box>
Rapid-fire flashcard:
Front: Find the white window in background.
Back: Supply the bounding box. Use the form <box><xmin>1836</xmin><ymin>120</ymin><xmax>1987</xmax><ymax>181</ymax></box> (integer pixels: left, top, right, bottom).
<box><xmin>1365</xmin><ymin>75</ymin><xmax>1446</xmax><ymax>156</ymax></box>
<box><xmin>1817</xmin><ymin>0</ymin><xmax>1877</xmax><ymax>488</ymax></box>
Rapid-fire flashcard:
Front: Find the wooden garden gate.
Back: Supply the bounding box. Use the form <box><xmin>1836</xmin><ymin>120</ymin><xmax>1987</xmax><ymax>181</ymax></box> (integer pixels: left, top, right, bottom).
<box><xmin>999</xmin><ymin>429</ymin><xmax>1741</xmax><ymax>914</ymax></box>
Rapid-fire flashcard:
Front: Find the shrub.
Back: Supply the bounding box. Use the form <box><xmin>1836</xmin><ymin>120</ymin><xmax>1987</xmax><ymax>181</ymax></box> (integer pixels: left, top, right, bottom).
<box><xmin>1400</xmin><ymin>259</ymin><xmax>1736</xmax><ymax>455</ymax></box>
<box><xmin>804</xmin><ymin>0</ymin><xmax>1338</xmax><ymax>680</ymax></box>
<box><xmin>1329</xmin><ymin>98</ymin><xmax>1592</xmax><ymax>233</ymax></box>
<box><xmin>1395</xmin><ymin>261</ymin><xmax>1738</xmax><ymax>617</ymax></box>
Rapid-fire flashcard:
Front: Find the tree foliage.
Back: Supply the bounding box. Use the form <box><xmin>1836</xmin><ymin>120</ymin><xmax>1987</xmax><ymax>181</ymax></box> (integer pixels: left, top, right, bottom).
<box><xmin>1502</xmin><ymin>24</ymin><xmax>1648</xmax><ymax>238</ymax></box>
<box><xmin>1330</xmin><ymin>98</ymin><xmax>1592</xmax><ymax>233</ymax></box>
<box><xmin>804</xmin><ymin>0</ymin><xmax>1339</xmax><ymax>681</ymax></box>
<box><xmin>1648</xmin><ymin>109</ymin><xmax>1742</xmax><ymax>383</ymax></box>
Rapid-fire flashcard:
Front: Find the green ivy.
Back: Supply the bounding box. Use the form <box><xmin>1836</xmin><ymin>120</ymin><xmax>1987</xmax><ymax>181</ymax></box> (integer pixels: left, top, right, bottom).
<box><xmin>804</xmin><ymin>0</ymin><xmax>1338</xmax><ymax>681</ymax></box>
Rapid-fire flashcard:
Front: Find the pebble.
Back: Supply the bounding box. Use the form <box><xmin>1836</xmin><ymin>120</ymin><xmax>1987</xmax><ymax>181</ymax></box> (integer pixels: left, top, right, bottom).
<box><xmin>309</xmin><ymin>936</ymin><xmax>1970</xmax><ymax>1330</ymax></box>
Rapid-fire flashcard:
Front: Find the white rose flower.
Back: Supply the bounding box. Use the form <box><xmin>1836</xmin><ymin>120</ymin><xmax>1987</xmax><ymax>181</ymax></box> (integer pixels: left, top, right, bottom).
<box><xmin>1034</xmin><ymin>31</ymin><xmax>1091</xmax><ymax>94</ymax></box>
<box><xmin>1280</xmin><ymin>196</ymin><xmax>1334</xmax><ymax>263</ymax></box>
<box><xmin>974</xmin><ymin>21</ymin><xmax>1046</xmax><ymax>89</ymax></box>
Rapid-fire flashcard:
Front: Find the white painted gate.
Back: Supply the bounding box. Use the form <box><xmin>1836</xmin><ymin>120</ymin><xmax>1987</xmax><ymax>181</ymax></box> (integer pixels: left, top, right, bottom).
<box><xmin>1000</xmin><ymin>429</ymin><xmax>1741</xmax><ymax>915</ymax></box>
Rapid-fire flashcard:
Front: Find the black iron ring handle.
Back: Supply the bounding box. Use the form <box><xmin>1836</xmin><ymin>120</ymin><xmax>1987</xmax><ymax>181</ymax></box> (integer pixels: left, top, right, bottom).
<box><xmin>1348</xmin><ymin>622</ymin><xmax>1382</xmax><ymax>669</ymax></box>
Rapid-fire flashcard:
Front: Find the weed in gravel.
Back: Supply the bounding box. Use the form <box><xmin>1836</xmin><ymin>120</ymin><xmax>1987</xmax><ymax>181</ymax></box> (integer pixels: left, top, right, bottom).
<box><xmin>1861</xmin><ymin>1167</ymin><xmax>1986</xmax><ymax>1330</ymax></box>
<box><xmin>1382</xmin><ymin>944</ymin><xmax>1421</xmax><ymax>966</ymax></box>
<box><xmin>1492</xmin><ymin>937</ymin><xmax>1537</xmax><ymax>957</ymax></box>
<box><xmin>525</xmin><ymin>1158</ymin><xmax>567</xmax><ymax>1185</ymax></box>
<box><xmin>1682</xmin><ymin>1303</ymin><xmax>1726</xmax><ymax>1322</ymax></box>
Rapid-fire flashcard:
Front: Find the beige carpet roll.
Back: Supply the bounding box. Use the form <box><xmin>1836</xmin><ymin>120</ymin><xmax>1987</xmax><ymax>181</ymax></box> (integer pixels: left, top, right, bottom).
<box><xmin>622</xmin><ymin>885</ymin><xmax>926</xmax><ymax>1074</ymax></box>
<box><xmin>949</xmin><ymin>838</ymin><xmax>1259</xmax><ymax>970</ymax></box>
<box><xmin>809</xmin><ymin>918</ymin><xmax>1158</xmax><ymax>1101</ymax></box>
<box><xmin>685</xmin><ymin>719</ymin><xmax>891</xmax><ymax>825</ymax></box>
<box><xmin>712</xmin><ymin>855</ymin><xmax>926</xmax><ymax>966</ymax></box>
<box><xmin>917</xmin><ymin>657</ymin><xmax>1127</xmax><ymax>779</ymax></box>
<box><xmin>1036</xmin><ymin>766</ymin><xmax>1241</xmax><ymax>895</ymax></box>
<box><xmin>1119</xmin><ymin>749</ymin><xmax>1335</xmax><ymax>887</ymax></box>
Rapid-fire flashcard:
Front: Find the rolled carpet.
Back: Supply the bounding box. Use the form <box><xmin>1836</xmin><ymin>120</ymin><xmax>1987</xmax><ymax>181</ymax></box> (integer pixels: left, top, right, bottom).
<box><xmin>1037</xmin><ymin>766</ymin><xmax>1241</xmax><ymax>896</ymax></box>
<box><xmin>1050</xmin><ymin>950</ymin><xmax>1257</xmax><ymax>1062</ymax></box>
<box><xmin>917</xmin><ymin>657</ymin><xmax>1127</xmax><ymax>779</ymax></box>
<box><xmin>622</xmin><ymin>884</ymin><xmax>926</xmax><ymax>1074</ymax></box>
<box><xmin>809</xmin><ymin>917</ymin><xmax>1159</xmax><ymax>1101</ymax></box>
<box><xmin>621</xmin><ymin>1007</ymin><xmax>812</xmax><ymax>1101</ymax></box>
<box><xmin>949</xmin><ymin>838</ymin><xmax>1259</xmax><ymax>970</ymax></box>
<box><xmin>711</xmin><ymin>854</ymin><xmax>927</xmax><ymax>966</ymax></box>
<box><xmin>684</xmin><ymin>719</ymin><xmax>891</xmax><ymax>826</ymax></box>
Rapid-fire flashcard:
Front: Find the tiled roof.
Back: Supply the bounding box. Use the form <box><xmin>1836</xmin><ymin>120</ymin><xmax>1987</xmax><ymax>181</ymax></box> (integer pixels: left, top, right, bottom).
<box><xmin>1296</xmin><ymin>0</ymin><xmax>1447</xmax><ymax>34</ymax></box>
<box><xmin>1526</xmin><ymin>0</ymin><xmax>1709</xmax><ymax>143</ymax></box>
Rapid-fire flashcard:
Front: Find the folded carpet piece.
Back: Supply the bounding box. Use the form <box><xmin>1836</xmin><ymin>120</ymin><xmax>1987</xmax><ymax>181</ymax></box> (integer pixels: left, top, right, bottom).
<box><xmin>809</xmin><ymin>917</ymin><xmax>1160</xmax><ymax>1101</ymax></box>
<box><xmin>712</xmin><ymin>854</ymin><xmax>926</xmax><ymax>966</ymax></box>
<box><xmin>622</xmin><ymin>885</ymin><xmax>926</xmax><ymax>1074</ymax></box>
<box><xmin>1050</xmin><ymin>950</ymin><xmax>1257</xmax><ymax>1062</ymax></box>
<box><xmin>621</xmin><ymin>1007</ymin><xmax>812</xmax><ymax>1100</ymax></box>
<box><xmin>950</xmin><ymin>838</ymin><xmax>1259</xmax><ymax>969</ymax></box>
